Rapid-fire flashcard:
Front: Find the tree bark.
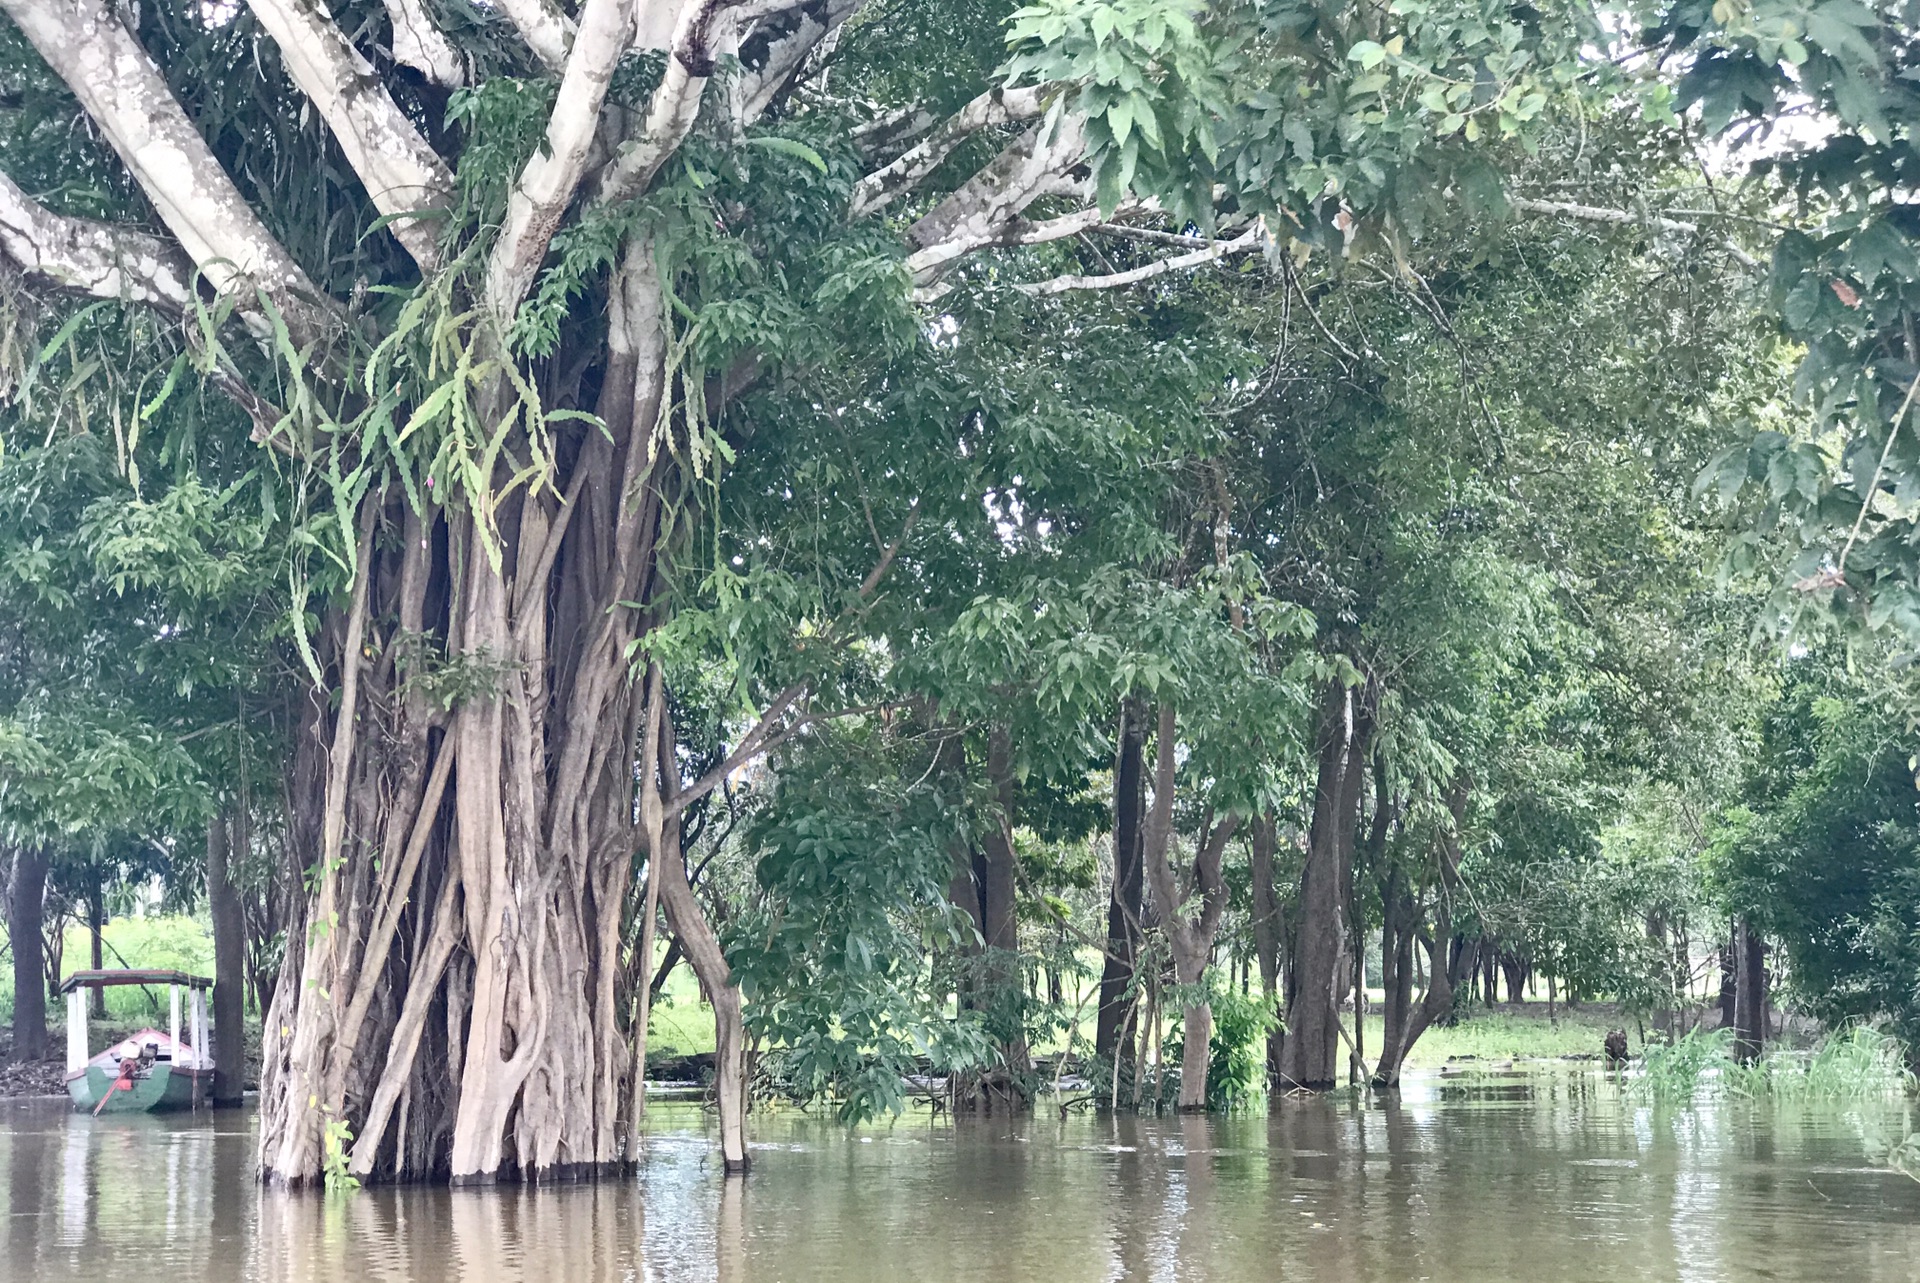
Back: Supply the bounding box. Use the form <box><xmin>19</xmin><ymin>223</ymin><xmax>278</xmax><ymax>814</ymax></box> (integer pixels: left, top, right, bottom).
<box><xmin>207</xmin><ymin>813</ymin><xmax>248</xmax><ymax>1103</ymax></box>
<box><xmin>1277</xmin><ymin>679</ymin><xmax>1366</xmax><ymax>1091</ymax></box>
<box><xmin>87</xmin><ymin>866</ymin><xmax>105</xmax><ymax>1020</ymax></box>
<box><xmin>1732</xmin><ymin>919</ymin><xmax>1767</xmax><ymax>1063</ymax></box>
<box><xmin>1248</xmin><ymin>813</ymin><xmax>1283</xmax><ymax>1089</ymax></box>
<box><xmin>1095</xmin><ymin>700</ymin><xmax>1147</xmax><ymax>1081</ymax></box>
<box><xmin>6</xmin><ymin>846</ymin><xmax>49</xmax><ymax>1061</ymax></box>
<box><xmin>1371</xmin><ymin>779</ymin><xmax>1472</xmax><ymax>1089</ymax></box>
<box><xmin>1138</xmin><ymin>703</ymin><xmax>1237</xmax><ymax>1111</ymax></box>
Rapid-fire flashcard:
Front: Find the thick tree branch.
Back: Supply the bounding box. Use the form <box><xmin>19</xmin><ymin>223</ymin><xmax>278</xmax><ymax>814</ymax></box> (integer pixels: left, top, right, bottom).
<box><xmin>731</xmin><ymin>0</ymin><xmax>867</xmax><ymax>127</ymax></box>
<box><xmin>908</xmin><ymin>202</ymin><xmax>1135</xmax><ymax>302</ymax></box>
<box><xmin>381</xmin><ymin>0</ymin><xmax>465</xmax><ymax>86</ymax></box>
<box><xmin>0</xmin><ymin>170</ymin><xmax>191</xmax><ymax>308</ymax></box>
<box><xmin>902</xmin><ymin>114</ymin><xmax>1088</xmax><ymax>289</ymax></box>
<box><xmin>244</xmin><ymin>0</ymin><xmax>455</xmax><ymax>274</ymax></box>
<box><xmin>484</xmin><ymin>0</ymin><xmax>635</xmax><ymax>324</ymax></box>
<box><xmin>497</xmin><ymin>0</ymin><xmax>575</xmax><ymax>71</ymax></box>
<box><xmin>1013</xmin><ymin>222</ymin><xmax>1264</xmax><ymax>297</ymax></box>
<box><xmin>0</xmin><ymin>0</ymin><xmax>329</xmax><ymax>342</ymax></box>
<box><xmin>851</xmin><ymin>84</ymin><xmax>1050</xmax><ymax>218</ymax></box>
<box><xmin>594</xmin><ymin>0</ymin><xmax>764</xmax><ymax>210</ymax></box>
<box><xmin>663</xmin><ymin>684</ymin><xmax>806</xmax><ymax>819</ymax></box>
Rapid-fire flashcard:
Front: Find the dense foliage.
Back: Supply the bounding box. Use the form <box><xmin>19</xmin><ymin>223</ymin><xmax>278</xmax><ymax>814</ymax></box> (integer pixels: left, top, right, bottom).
<box><xmin>0</xmin><ymin>0</ymin><xmax>1916</xmax><ymax>1188</ymax></box>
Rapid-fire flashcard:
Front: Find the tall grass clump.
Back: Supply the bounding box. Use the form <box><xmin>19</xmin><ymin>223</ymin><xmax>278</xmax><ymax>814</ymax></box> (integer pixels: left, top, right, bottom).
<box><xmin>1724</xmin><ymin>1026</ymin><xmax>1916</xmax><ymax>1100</ymax></box>
<box><xmin>1634</xmin><ymin>1028</ymin><xmax>1735</xmax><ymax>1102</ymax></box>
<box><xmin>1629</xmin><ymin>1026</ymin><xmax>1915</xmax><ymax>1103</ymax></box>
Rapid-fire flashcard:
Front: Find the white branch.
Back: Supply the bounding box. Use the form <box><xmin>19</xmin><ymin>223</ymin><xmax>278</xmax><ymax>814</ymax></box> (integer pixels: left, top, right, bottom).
<box><xmin>1012</xmin><ymin>222</ymin><xmax>1264</xmax><ymax>296</ymax></box>
<box><xmin>594</xmin><ymin>0</ymin><xmax>754</xmax><ymax>209</ymax></box>
<box><xmin>0</xmin><ymin>170</ymin><xmax>192</xmax><ymax>308</ymax></box>
<box><xmin>905</xmin><ymin>202</ymin><xmax>1115</xmax><ymax>300</ymax></box>
<box><xmin>382</xmin><ymin>0</ymin><xmax>466</xmax><ymax>88</ymax></box>
<box><xmin>0</xmin><ymin>0</ymin><xmax>328</xmax><ymax>341</ymax></box>
<box><xmin>850</xmin><ymin>84</ymin><xmax>1051</xmax><ymax>218</ymax></box>
<box><xmin>902</xmin><ymin>113</ymin><xmax>1087</xmax><ymax>288</ymax></box>
<box><xmin>497</xmin><ymin>0</ymin><xmax>575</xmax><ymax>71</ymax></box>
<box><xmin>244</xmin><ymin>0</ymin><xmax>454</xmax><ymax>273</ymax></box>
<box><xmin>483</xmin><ymin>0</ymin><xmax>635</xmax><ymax>324</ymax></box>
<box><xmin>1508</xmin><ymin>197</ymin><xmax>1762</xmax><ymax>272</ymax></box>
<box><xmin>0</xmin><ymin>172</ymin><xmax>292</xmax><ymax>444</ymax></box>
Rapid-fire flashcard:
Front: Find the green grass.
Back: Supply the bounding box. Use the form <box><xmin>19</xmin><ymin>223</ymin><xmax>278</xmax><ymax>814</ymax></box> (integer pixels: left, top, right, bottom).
<box><xmin>645</xmin><ymin>965</ymin><xmax>716</xmax><ymax>1056</ymax></box>
<box><xmin>1381</xmin><ymin>1002</ymin><xmax>1622</xmax><ymax>1068</ymax></box>
<box><xmin>1</xmin><ymin>913</ymin><xmax>216</xmax><ymax>1031</ymax></box>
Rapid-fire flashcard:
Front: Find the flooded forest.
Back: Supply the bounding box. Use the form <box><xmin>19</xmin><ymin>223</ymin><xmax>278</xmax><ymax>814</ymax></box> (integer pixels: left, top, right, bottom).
<box><xmin>2</xmin><ymin>0</ymin><xmax>1920</xmax><ymax>1276</ymax></box>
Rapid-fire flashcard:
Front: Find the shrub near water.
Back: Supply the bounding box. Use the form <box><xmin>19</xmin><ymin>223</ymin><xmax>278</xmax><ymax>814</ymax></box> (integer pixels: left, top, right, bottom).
<box><xmin>1632</xmin><ymin>1027</ymin><xmax>1915</xmax><ymax>1103</ymax></box>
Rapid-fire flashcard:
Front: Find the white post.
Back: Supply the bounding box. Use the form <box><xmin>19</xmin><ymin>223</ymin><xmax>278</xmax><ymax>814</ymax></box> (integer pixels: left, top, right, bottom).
<box><xmin>65</xmin><ymin>990</ymin><xmax>87</xmax><ymax>1072</ymax></box>
<box><xmin>169</xmin><ymin>984</ymin><xmax>180</xmax><ymax>1060</ymax></box>
<box><xmin>190</xmin><ymin>989</ymin><xmax>206</xmax><ymax>1068</ymax></box>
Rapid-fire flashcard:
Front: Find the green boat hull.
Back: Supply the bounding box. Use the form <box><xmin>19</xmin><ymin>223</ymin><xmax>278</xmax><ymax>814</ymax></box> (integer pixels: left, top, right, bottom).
<box><xmin>67</xmin><ymin>1063</ymin><xmax>210</xmax><ymax>1113</ymax></box>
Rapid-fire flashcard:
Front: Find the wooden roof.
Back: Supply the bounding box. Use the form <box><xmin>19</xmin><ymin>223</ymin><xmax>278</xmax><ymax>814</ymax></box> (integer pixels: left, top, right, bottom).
<box><xmin>59</xmin><ymin>969</ymin><xmax>214</xmax><ymax>993</ymax></box>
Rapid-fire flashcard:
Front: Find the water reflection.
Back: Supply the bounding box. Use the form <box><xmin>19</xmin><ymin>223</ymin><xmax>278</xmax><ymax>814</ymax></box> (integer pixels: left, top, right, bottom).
<box><xmin>0</xmin><ymin>1070</ymin><xmax>1916</xmax><ymax>1283</ymax></box>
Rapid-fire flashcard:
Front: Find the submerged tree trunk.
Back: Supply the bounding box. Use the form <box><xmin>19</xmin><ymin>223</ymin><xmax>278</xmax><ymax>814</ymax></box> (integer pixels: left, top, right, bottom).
<box><xmin>949</xmin><ymin>723</ymin><xmax>1030</xmax><ymax>1113</ymax></box>
<box><xmin>1096</xmin><ymin>700</ymin><xmax>1147</xmax><ymax>1084</ymax></box>
<box><xmin>207</xmin><ymin>812</ymin><xmax>248</xmax><ymax>1103</ymax></box>
<box><xmin>1371</xmin><ymin>779</ymin><xmax>1472</xmax><ymax>1089</ymax></box>
<box><xmin>1248</xmin><ymin>813</ymin><xmax>1283</xmax><ymax>1090</ymax></box>
<box><xmin>1732</xmin><ymin>919</ymin><xmax>1767</xmax><ymax>1064</ymax></box>
<box><xmin>1138</xmin><ymin>704</ymin><xmax>1237</xmax><ymax>1111</ymax></box>
<box><xmin>7</xmin><ymin>846</ymin><xmax>49</xmax><ymax>1061</ymax></box>
<box><xmin>260</xmin><ymin>242</ymin><xmax>746</xmax><ymax>1187</ymax></box>
<box><xmin>1278</xmin><ymin>678</ymin><xmax>1368</xmax><ymax>1091</ymax></box>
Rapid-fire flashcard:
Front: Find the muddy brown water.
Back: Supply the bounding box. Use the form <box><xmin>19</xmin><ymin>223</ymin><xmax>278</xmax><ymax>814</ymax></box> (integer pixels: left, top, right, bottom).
<box><xmin>2</xmin><ymin>1070</ymin><xmax>1917</xmax><ymax>1281</ymax></box>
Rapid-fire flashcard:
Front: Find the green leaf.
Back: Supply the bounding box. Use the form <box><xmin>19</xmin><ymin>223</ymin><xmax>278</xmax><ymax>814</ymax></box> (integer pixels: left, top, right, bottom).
<box><xmin>1349</xmin><ymin>39</ymin><xmax>1388</xmax><ymax>68</ymax></box>
<box><xmin>745</xmin><ymin>136</ymin><xmax>827</xmax><ymax>173</ymax></box>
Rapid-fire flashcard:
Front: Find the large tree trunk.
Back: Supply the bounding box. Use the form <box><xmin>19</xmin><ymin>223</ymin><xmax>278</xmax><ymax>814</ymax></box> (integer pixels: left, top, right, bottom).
<box><xmin>207</xmin><ymin>813</ymin><xmax>248</xmax><ymax>1103</ymax></box>
<box><xmin>1096</xmin><ymin>700</ymin><xmax>1147</xmax><ymax>1083</ymax></box>
<box><xmin>1500</xmin><ymin>950</ymin><xmax>1528</xmax><ymax>1007</ymax></box>
<box><xmin>1277</xmin><ymin>679</ymin><xmax>1367</xmax><ymax>1091</ymax></box>
<box><xmin>6</xmin><ymin>846</ymin><xmax>49</xmax><ymax>1061</ymax></box>
<box><xmin>259</xmin><ymin>239</ymin><xmax>720</xmax><ymax>1187</ymax></box>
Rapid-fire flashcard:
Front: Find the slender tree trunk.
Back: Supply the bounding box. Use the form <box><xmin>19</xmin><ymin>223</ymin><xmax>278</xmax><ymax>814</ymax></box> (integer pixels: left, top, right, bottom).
<box><xmin>1370</xmin><ymin>779</ymin><xmax>1472</xmax><ymax>1089</ymax></box>
<box><xmin>1718</xmin><ymin>936</ymin><xmax>1737</xmax><ymax>1030</ymax></box>
<box><xmin>1096</xmin><ymin>700</ymin><xmax>1146</xmax><ymax>1080</ymax></box>
<box><xmin>980</xmin><ymin>723</ymin><xmax>1028</xmax><ymax>1077</ymax></box>
<box><xmin>208</xmin><ymin>813</ymin><xmax>248</xmax><ymax>1103</ymax></box>
<box><xmin>1372</xmin><ymin>888</ymin><xmax>1416</xmax><ymax>1086</ymax></box>
<box><xmin>7</xmin><ymin>846</ymin><xmax>49</xmax><ymax>1061</ymax></box>
<box><xmin>1137</xmin><ymin>704</ymin><xmax>1237</xmax><ymax>1111</ymax></box>
<box><xmin>87</xmin><ymin>867</ymin><xmax>105</xmax><ymax>1019</ymax></box>
<box><xmin>1248</xmin><ymin>814</ymin><xmax>1283</xmax><ymax>1089</ymax></box>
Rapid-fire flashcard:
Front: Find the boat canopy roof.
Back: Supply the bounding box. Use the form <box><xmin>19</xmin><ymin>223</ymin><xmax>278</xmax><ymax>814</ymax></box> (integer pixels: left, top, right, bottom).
<box><xmin>59</xmin><ymin>969</ymin><xmax>214</xmax><ymax>993</ymax></box>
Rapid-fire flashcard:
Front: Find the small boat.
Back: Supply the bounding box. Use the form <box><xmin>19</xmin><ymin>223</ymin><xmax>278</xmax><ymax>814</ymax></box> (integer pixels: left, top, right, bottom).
<box><xmin>60</xmin><ymin>969</ymin><xmax>216</xmax><ymax>1113</ymax></box>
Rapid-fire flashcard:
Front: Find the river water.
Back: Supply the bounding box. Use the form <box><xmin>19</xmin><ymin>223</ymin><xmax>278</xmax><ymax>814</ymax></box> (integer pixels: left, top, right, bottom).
<box><xmin>2</xmin><ymin>1070</ymin><xmax>1917</xmax><ymax>1281</ymax></box>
